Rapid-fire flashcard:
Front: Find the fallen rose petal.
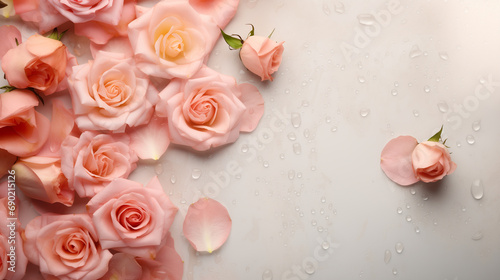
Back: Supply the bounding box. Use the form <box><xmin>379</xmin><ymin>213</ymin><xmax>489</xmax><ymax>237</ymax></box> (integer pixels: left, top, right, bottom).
<box><xmin>380</xmin><ymin>135</ymin><xmax>419</xmax><ymax>186</ymax></box>
<box><xmin>99</xmin><ymin>253</ymin><xmax>143</xmax><ymax>280</ymax></box>
<box><xmin>236</xmin><ymin>83</ymin><xmax>265</xmax><ymax>132</ymax></box>
<box><xmin>183</xmin><ymin>198</ymin><xmax>232</xmax><ymax>253</ymax></box>
<box><xmin>128</xmin><ymin>116</ymin><xmax>170</xmax><ymax>160</ymax></box>
<box><xmin>0</xmin><ymin>25</ymin><xmax>21</xmax><ymax>58</ymax></box>
<box><xmin>141</xmin><ymin>232</ymin><xmax>184</xmax><ymax>280</ymax></box>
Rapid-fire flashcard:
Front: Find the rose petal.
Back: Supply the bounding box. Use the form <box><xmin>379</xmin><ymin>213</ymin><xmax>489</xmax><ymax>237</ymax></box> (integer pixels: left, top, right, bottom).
<box><xmin>183</xmin><ymin>198</ymin><xmax>231</xmax><ymax>253</ymax></box>
<box><xmin>49</xmin><ymin>99</ymin><xmax>74</xmax><ymax>154</ymax></box>
<box><xmin>380</xmin><ymin>135</ymin><xmax>419</xmax><ymax>186</ymax></box>
<box><xmin>0</xmin><ymin>149</ymin><xmax>17</xmax><ymax>178</ymax></box>
<box><xmin>236</xmin><ymin>83</ymin><xmax>264</xmax><ymax>132</ymax></box>
<box><xmin>98</xmin><ymin>253</ymin><xmax>143</xmax><ymax>280</ymax></box>
<box><xmin>154</xmin><ymin>233</ymin><xmax>183</xmax><ymax>280</ymax></box>
<box><xmin>128</xmin><ymin>116</ymin><xmax>170</xmax><ymax>160</ymax></box>
<box><xmin>0</xmin><ymin>25</ymin><xmax>22</xmax><ymax>58</ymax></box>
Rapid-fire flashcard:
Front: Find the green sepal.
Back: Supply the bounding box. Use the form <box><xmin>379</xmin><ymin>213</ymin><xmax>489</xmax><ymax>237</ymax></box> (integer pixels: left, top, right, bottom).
<box><xmin>15</xmin><ymin>38</ymin><xmax>19</xmax><ymax>46</ymax></box>
<box><xmin>428</xmin><ymin>125</ymin><xmax>443</xmax><ymax>142</ymax></box>
<box><xmin>0</xmin><ymin>1</ymin><xmax>7</xmax><ymax>8</ymax></box>
<box><xmin>268</xmin><ymin>28</ymin><xmax>275</xmax><ymax>38</ymax></box>
<box><xmin>220</xmin><ymin>28</ymin><xmax>243</xmax><ymax>50</ymax></box>
<box><xmin>47</xmin><ymin>28</ymin><xmax>67</xmax><ymax>41</ymax></box>
<box><xmin>1</xmin><ymin>85</ymin><xmax>16</xmax><ymax>93</ymax></box>
<box><xmin>247</xmin><ymin>24</ymin><xmax>255</xmax><ymax>38</ymax></box>
<box><xmin>1</xmin><ymin>85</ymin><xmax>45</xmax><ymax>105</ymax></box>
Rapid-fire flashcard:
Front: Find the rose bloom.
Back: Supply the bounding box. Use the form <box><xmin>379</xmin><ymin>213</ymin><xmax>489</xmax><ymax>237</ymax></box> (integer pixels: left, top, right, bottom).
<box><xmin>87</xmin><ymin>177</ymin><xmax>178</xmax><ymax>258</ymax></box>
<box><xmin>155</xmin><ymin>66</ymin><xmax>264</xmax><ymax>151</ymax></box>
<box><xmin>188</xmin><ymin>0</ymin><xmax>239</xmax><ymax>28</ymax></box>
<box><xmin>61</xmin><ymin>131</ymin><xmax>138</xmax><ymax>198</ymax></box>
<box><xmin>1</xmin><ymin>33</ymin><xmax>74</xmax><ymax>95</ymax></box>
<box><xmin>0</xmin><ymin>197</ymin><xmax>28</xmax><ymax>280</ymax></box>
<box><xmin>0</xmin><ymin>89</ymin><xmax>50</xmax><ymax>157</ymax></box>
<box><xmin>13</xmin><ymin>156</ymin><xmax>74</xmax><ymax>206</ymax></box>
<box><xmin>128</xmin><ymin>0</ymin><xmax>219</xmax><ymax>79</ymax></box>
<box><xmin>240</xmin><ymin>36</ymin><xmax>284</xmax><ymax>81</ymax></box>
<box><xmin>23</xmin><ymin>213</ymin><xmax>113</xmax><ymax>280</ymax></box>
<box><xmin>69</xmin><ymin>51</ymin><xmax>158</xmax><ymax>132</ymax></box>
<box><xmin>412</xmin><ymin>141</ymin><xmax>457</xmax><ymax>183</ymax></box>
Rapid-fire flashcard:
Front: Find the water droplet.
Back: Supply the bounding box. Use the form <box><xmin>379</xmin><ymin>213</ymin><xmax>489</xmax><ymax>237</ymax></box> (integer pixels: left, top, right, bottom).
<box><xmin>322</xmin><ymin>241</ymin><xmax>330</xmax><ymax>250</ymax></box>
<box><xmin>391</xmin><ymin>89</ymin><xmax>398</xmax><ymax>96</ymax></box>
<box><xmin>317</xmin><ymin>226</ymin><xmax>324</xmax><ymax>232</ymax></box>
<box><xmin>191</xmin><ymin>169</ymin><xmax>202</xmax><ymax>179</ymax></box>
<box><xmin>263</xmin><ymin>161</ymin><xmax>269</xmax><ymax>168</ymax></box>
<box><xmin>304</xmin><ymin>262</ymin><xmax>316</xmax><ymax>275</ymax></box>
<box><xmin>293</xmin><ymin>143</ymin><xmax>302</xmax><ymax>155</ymax></box>
<box><xmin>180</xmin><ymin>199</ymin><xmax>187</xmax><ymax>204</ymax></box>
<box><xmin>302</xmin><ymin>100</ymin><xmax>310</xmax><ymax>107</ymax></box>
<box><xmin>320</xmin><ymin>209</ymin><xmax>325</xmax><ymax>215</ymax></box>
<box><xmin>241</xmin><ymin>144</ymin><xmax>249</xmax><ymax>153</ymax></box>
<box><xmin>424</xmin><ymin>85</ymin><xmax>431</xmax><ymax>93</ymax></box>
<box><xmin>406</xmin><ymin>204</ymin><xmax>410</xmax><ymax>209</ymax></box>
<box><xmin>255</xmin><ymin>190</ymin><xmax>259</xmax><ymax>196</ymax></box>
<box><xmin>466</xmin><ymin>135</ymin><xmax>475</xmax><ymax>145</ymax></box>
<box><xmin>303</xmin><ymin>129</ymin><xmax>310</xmax><ymax>138</ymax></box>
<box><xmin>284</xmin><ymin>88</ymin><xmax>290</xmax><ymax>94</ymax></box>
<box><xmin>331</xmin><ymin>126</ymin><xmax>338</xmax><ymax>132</ymax></box>
<box><xmin>471</xmin><ymin>231</ymin><xmax>483</xmax><ymax>241</ymax></box>
<box><xmin>358</xmin><ymin>14</ymin><xmax>376</xmax><ymax>25</ymax></box>
<box><xmin>397</xmin><ymin>207</ymin><xmax>403</xmax><ymax>214</ymax></box>
<box><xmin>262</xmin><ymin>269</ymin><xmax>273</xmax><ymax>280</ymax></box>
<box><xmin>297</xmin><ymin>172</ymin><xmax>303</xmax><ymax>178</ymax></box>
<box><xmin>413</xmin><ymin>110</ymin><xmax>420</xmax><ymax>117</ymax></box>
<box><xmin>291</xmin><ymin>113</ymin><xmax>302</xmax><ymax>128</ymax></box>
<box><xmin>154</xmin><ymin>163</ymin><xmax>163</xmax><ymax>175</ymax></box>
<box><xmin>409</xmin><ymin>45</ymin><xmax>423</xmax><ymax>58</ymax></box>
<box><xmin>410</xmin><ymin>188</ymin><xmax>416</xmax><ymax>195</ymax></box>
<box><xmin>395</xmin><ymin>242</ymin><xmax>404</xmax><ymax>254</ymax></box>
<box><xmin>392</xmin><ymin>268</ymin><xmax>398</xmax><ymax>275</ymax></box>
<box><xmin>384</xmin><ymin>250</ymin><xmax>392</xmax><ymax>264</ymax></box>
<box><xmin>170</xmin><ymin>175</ymin><xmax>176</xmax><ymax>184</ymax></box>
<box><xmin>311</xmin><ymin>220</ymin><xmax>317</xmax><ymax>226</ymax></box>
<box><xmin>311</xmin><ymin>209</ymin><xmax>316</xmax><ymax>215</ymax></box>
<box><xmin>406</xmin><ymin>215</ymin><xmax>412</xmax><ymax>222</ymax></box>
<box><xmin>334</xmin><ymin>2</ymin><xmax>345</xmax><ymax>13</ymax></box>
<box><xmin>325</xmin><ymin>116</ymin><xmax>332</xmax><ymax>123</ymax></box>
<box><xmin>439</xmin><ymin>52</ymin><xmax>449</xmax><ymax>60</ymax></box>
<box><xmin>472</xmin><ymin>120</ymin><xmax>481</xmax><ymax>132</ymax></box>
<box><xmin>415</xmin><ymin>226</ymin><xmax>420</xmax><ymax>234</ymax></box>
<box><xmin>287</xmin><ymin>132</ymin><xmax>297</xmax><ymax>141</ymax></box>
<box><xmin>360</xmin><ymin>108</ymin><xmax>370</xmax><ymax>117</ymax></box>
<box><xmin>321</xmin><ymin>196</ymin><xmax>326</xmax><ymax>203</ymax></box>
<box><xmin>288</xmin><ymin>170</ymin><xmax>295</xmax><ymax>180</ymax></box>
<box><xmin>471</xmin><ymin>179</ymin><xmax>484</xmax><ymax>200</ymax></box>
<box><xmin>437</xmin><ymin>101</ymin><xmax>449</xmax><ymax>113</ymax></box>
<box><xmin>394</xmin><ymin>81</ymin><xmax>399</xmax><ymax>87</ymax></box>
<box><xmin>322</xmin><ymin>2</ymin><xmax>331</xmax><ymax>15</ymax></box>
<box><xmin>358</xmin><ymin>76</ymin><xmax>366</xmax><ymax>83</ymax></box>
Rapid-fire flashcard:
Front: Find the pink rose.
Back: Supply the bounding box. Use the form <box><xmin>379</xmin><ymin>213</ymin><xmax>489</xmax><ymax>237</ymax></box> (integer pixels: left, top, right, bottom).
<box><xmin>155</xmin><ymin>66</ymin><xmax>264</xmax><ymax>151</ymax></box>
<box><xmin>188</xmin><ymin>0</ymin><xmax>239</xmax><ymax>28</ymax></box>
<box><xmin>128</xmin><ymin>0</ymin><xmax>219</xmax><ymax>79</ymax></box>
<box><xmin>23</xmin><ymin>213</ymin><xmax>113</xmax><ymax>280</ymax></box>
<box><xmin>1</xmin><ymin>33</ymin><xmax>74</xmax><ymax>95</ymax></box>
<box><xmin>240</xmin><ymin>35</ymin><xmax>284</xmax><ymax>81</ymax></box>
<box><xmin>69</xmin><ymin>51</ymin><xmax>158</xmax><ymax>132</ymax></box>
<box><xmin>87</xmin><ymin>177</ymin><xmax>178</xmax><ymax>258</ymax></box>
<box><xmin>0</xmin><ymin>89</ymin><xmax>50</xmax><ymax>157</ymax></box>
<box><xmin>0</xmin><ymin>149</ymin><xmax>17</xmax><ymax>178</ymax></box>
<box><xmin>0</xmin><ymin>197</ymin><xmax>28</xmax><ymax>280</ymax></box>
<box><xmin>61</xmin><ymin>131</ymin><xmax>138</xmax><ymax>197</ymax></box>
<box><xmin>13</xmin><ymin>156</ymin><xmax>74</xmax><ymax>206</ymax></box>
<box><xmin>412</xmin><ymin>141</ymin><xmax>457</xmax><ymax>183</ymax></box>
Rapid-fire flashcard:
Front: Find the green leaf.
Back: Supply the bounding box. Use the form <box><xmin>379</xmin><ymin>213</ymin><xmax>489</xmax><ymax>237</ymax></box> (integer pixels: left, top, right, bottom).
<box><xmin>220</xmin><ymin>28</ymin><xmax>243</xmax><ymax>50</ymax></box>
<box><xmin>47</xmin><ymin>28</ymin><xmax>67</xmax><ymax>41</ymax></box>
<box><xmin>0</xmin><ymin>1</ymin><xmax>7</xmax><ymax>9</ymax></box>
<box><xmin>1</xmin><ymin>85</ymin><xmax>16</xmax><ymax>93</ymax></box>
<box><xmin>268</xmin><ymin>28</ymin><xmax>275</xmax><ymax>38</ymax></box>
<box><xmin>428</xmin><ymin>125</ymin><xmax>443</xmax><ymax>142</ymax></box>
<box><xmin>247</xmin><ymin>24</ymin><xmax>255</xmax><ymax>38</ymax></box>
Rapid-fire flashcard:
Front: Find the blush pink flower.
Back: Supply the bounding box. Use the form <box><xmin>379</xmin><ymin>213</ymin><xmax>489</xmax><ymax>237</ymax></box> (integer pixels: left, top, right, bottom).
<box><xmin>188</xmin><ymin>0</ymin><xmax>239</xmax><ymax>28</ymax></box>
<box><xmin>69</xmin><ymin>51</ymin><xmax>158</xmax><ymax>132</ymax></box>
<box><xmin>240</xmin><ymin>35</ymin><xmax>284</xmax><ymax>81</ymax></box>
<box><xmin>87</xmin><ymin>177</ymin><xmax>178</xmax><ymax>259</ymax></box>
<box><xmin>128</xmin><ymin>0</ymin><xmax>220</xmax><ymax>79</ymax></box>
<box><xmin>155</xmin><ymin>66</ymin><xmax>264</xmax><ymax>151</ymax></box>
<box><xmin>412</xmin><ymin>141</ymin><xmax>457</xmax><ymax>183</ymax></box>
<box><xmin>23</xmin><ymin>213</ymin><xmax>113</xmax><ymax>280</ymax></box>
<box><xmin>0</xmin><ymin>197</ymin><xmax>28</xmax><ymax>280</ymax></box>
<box><xmin>0</xmin><ymin>89</ymin><xmax>50</xmax><ymax>157</ymax></box>
<box><xmin>1</xmin><ymin>32</ymin><xmax>75</xmax><ymax>95</ymax></box>
<box><xmin>0</xmin><ymin>149</ymin><xmax>17</xmax><ymax>178</ymax></box>
<box><xmin>61</xmin><ymin>131</ymin><xmax>138</xmax><ymax>198</ymax></box>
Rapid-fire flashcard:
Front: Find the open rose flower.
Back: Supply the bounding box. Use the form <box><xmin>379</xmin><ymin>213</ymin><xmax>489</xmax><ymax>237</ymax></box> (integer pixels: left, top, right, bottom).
<box><xmin>69</xmin><ymin>51</ymin><xmax>158</xmax><ymax>132</ymax></box>
<box><xmin>23</xmin><ymin>213</ymin><xmax>113</xmax><ymax>280</ymax></box>
<box><xmin>0</xmin><ymin>197</ymin><xmax>28</xmax><ymax>280</ymax></box>
<box><xmin>380</xmin><ymin>127</ymin><xmax>457</xmax><ymax>186</ymax></box>
<box><xmin>0</xmin><ymin>89</ymin><xmax>50</xmax><ymax>157</ymax></box>
<box><xmin>188</xmin><ymin>0</ymin><xmax>239</xmax><ymax>28</ymax></box>
<box><xmin>155</xmin><ymin>66</ymin><xmax>264</xmax><ymax>151</ymax></box>
<box><xmin>61</xmin><ymin>131</ymin><xmax>138</xmax><ymax>197</ymax></box>
<box><xmin>128</xmin><ymin>0</ymin><xmax>219</xmax><ymax>79</ymax></box>
<box><xmin>1</xmin><ymin>32</ymin><xmax>75</xmax><ymax>95</ymax></box>
<box><xmin>87</xmin><ymin>177</ymin><xmax>178</xmax><ymax>258</ymax></box>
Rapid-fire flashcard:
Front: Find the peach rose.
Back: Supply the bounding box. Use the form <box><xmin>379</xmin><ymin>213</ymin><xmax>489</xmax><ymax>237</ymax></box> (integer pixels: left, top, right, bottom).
<box><xmin>0</xmin><ymin>197</ymin><xmax>28</xmax><ymax>280</ymax></box>
<box><xmin>0</xmin><ymin>89</ymin><xmax>50</xmax><ymax>157</ymax></box>
<box><xmin>12</xmin><ymin>156</ymin><xmax>74</xmax><ymax>206</ymax></box>
<box><xmin>1</xmin><ymin>33</ymin><xmax>73</xmax><ymax>95</ymax></box>
<box><xmin>87</xmin><ymin>177</ymin><xmax>178</xmax><ymax>258</ymax></box>
<box><xmin>188</xmin><ymin>0</ymin><xmax>239</xmax><ymax>28</ymax></box>
<box><xmin>240</xmin><ymin>35</ymin><xmax>284</xmax><ymax>81</ymax></box>
<box><xmin>61</xmin><ymin>131</ymin><xmax>138</xmax><ymax>197</ymax></box>
<box><xmin>128</xmin><ymin>0</ymin><xmax>219</xmax><ymax>79</ymax></box>
<box><xmin>412</xmin><ymin>141</ymin><xmax>457</xmax><ymax>183</ymax></box>
<box><xmin>69</xmin><ymin>51</ymin><xmax>158</xmax><ymax>132</ymax></box>
<box><xmin>155</xmin><ymin>66</ymin><xmax>264</xmax><ymax>151</ymax></box>
<box><xmin>23</xmin><ymin>213</ymin><xmax>113</xmax><ymax>280</ymax></box>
